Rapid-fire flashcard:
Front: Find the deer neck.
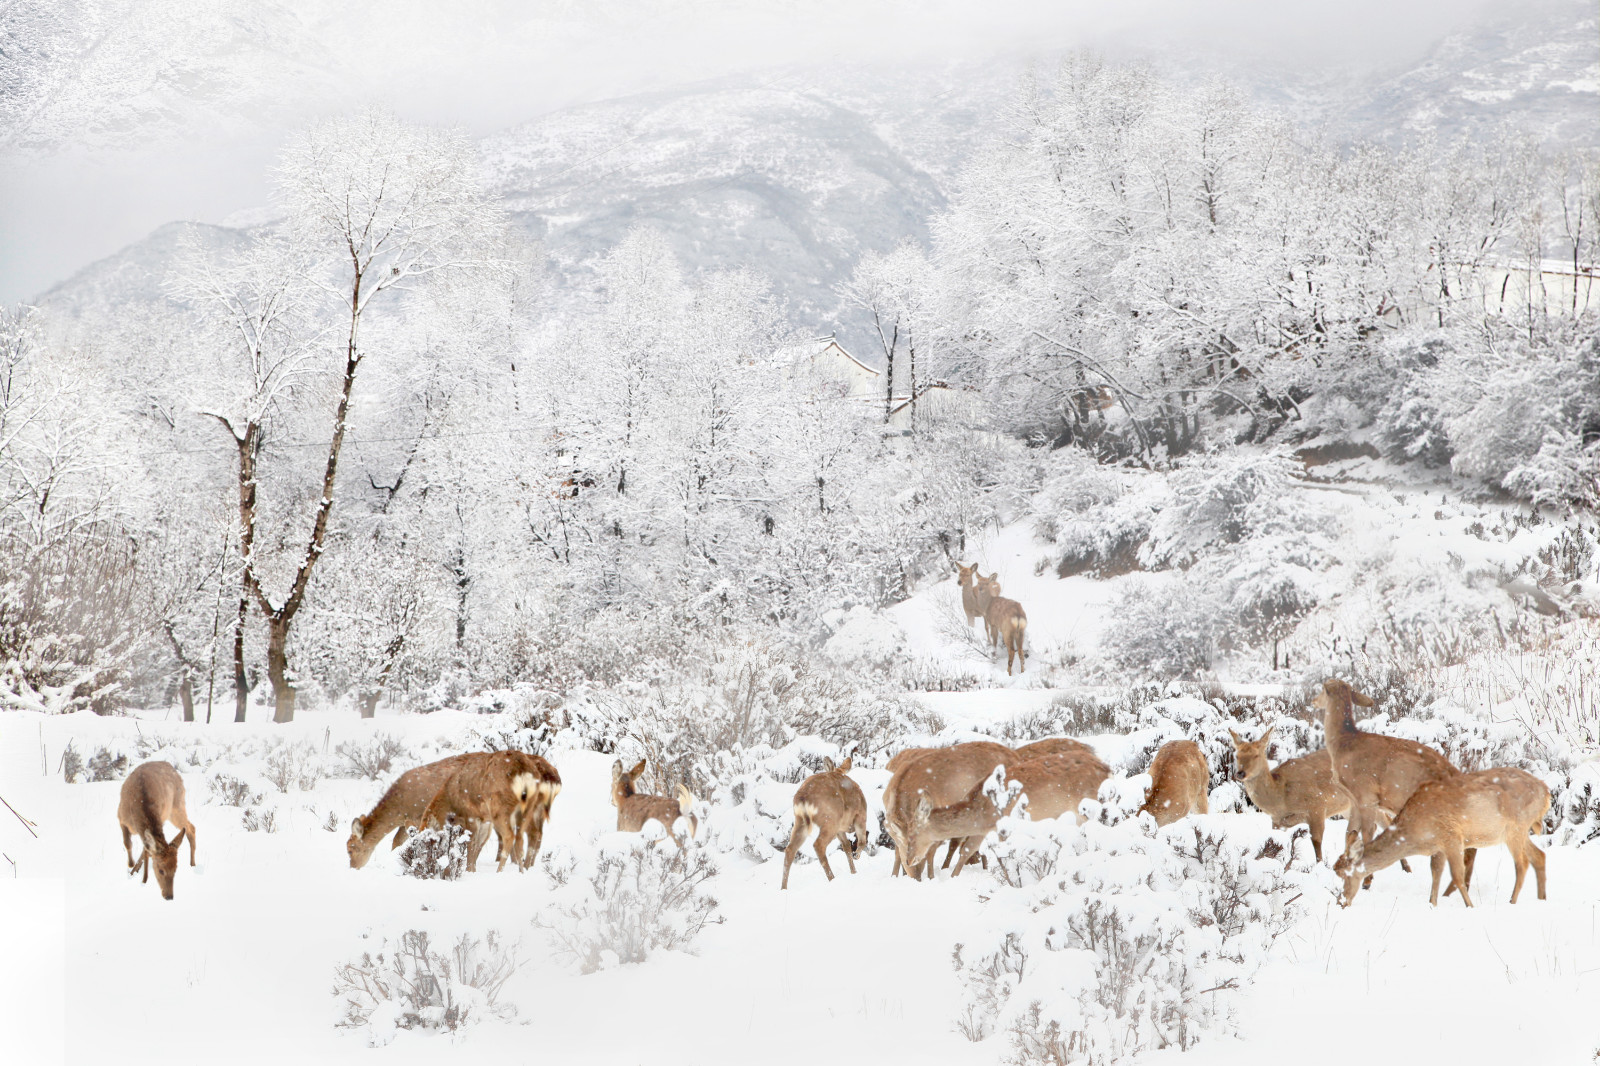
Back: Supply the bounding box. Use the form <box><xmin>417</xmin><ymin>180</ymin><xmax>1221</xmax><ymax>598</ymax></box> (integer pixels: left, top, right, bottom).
<box><xmin>1240</xmin><ymin>763</ymin><xmax>1286</xmax><ymax>811</ymax></box>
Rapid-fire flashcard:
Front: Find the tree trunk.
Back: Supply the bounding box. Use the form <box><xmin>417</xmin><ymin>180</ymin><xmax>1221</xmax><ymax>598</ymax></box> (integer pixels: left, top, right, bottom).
<box><xmin>267</xmin><ymin>615</ymin><xmax>294</xmax><ymax>724</ymax></box>
<box><xmin>233</xmin><ymin>592</ymin><xmax>250</xmax><ymax>723</ymax></box>
<box><xmin>179</xmin><ymin>676</ymin><xmax>195</xmax><ymax>723</ymax></box>
<box><xmin>359</xmin><ymin>691</ymin><xmax>380</xmax><ymax>719</ymax></box>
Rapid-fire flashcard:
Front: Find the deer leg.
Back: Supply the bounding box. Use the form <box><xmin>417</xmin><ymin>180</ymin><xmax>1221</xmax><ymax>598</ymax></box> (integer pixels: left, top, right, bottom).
<box><xmin>1509</xmin><ymin>840</ymin><xmax>1530</xmax><ymax>904</ymax></box>
<box><xmin>521</xmin><ymin>817</ymin><xmax>544</xmax><ymax>872</ymax></box>
<box><xmin>493</xmin><ymin>816</ymin><xmax>516</xmax><ymax>872</ymax></box>
<box><xmin>1428</xmin><ymin>852</ymin><xmax>1446</xmax><ymax>904</ymax></box>
<box><xmin>464</xmin><ymin>820</ymin><xmax>487</xmax><ymax>873</ymax></box>
<box><xmin>390</xmin><ymin>826</ymin><xmax>409</xmax><ymax>850</ymax></box>
<box><xmin>782</xmin><ymin>820</ymin><xmax>811</xmax><ymax>890</ymax></box>
<box><xmin>1527</xmin><ymin>836</ymin><xmax>1547</xmax><ymax>900</ymax></box>
<box><xmin>839</xmin><ymin>833</ymin><xmax>858</xmax><ymax>875</ymax></box>
<box><xmin>1443</xmin><ymin>847</ymin><xmax>1476</xmax><ymax>897</ymax></box>
<box><xmin>182</xmin><ymin>822</ymin><xmax>197</xmax><ymax>866</ymax></box>
<box><xmin>940</xmin><ymin>838</ymin><xmax>961</xmax><ymax>870</ymax></box>
<box><xmin>121</xmin><ymin>825</ymin><xmax>135</xmax><ymax>871</ymax></box>
<box><xmin>813</xmin><ymin>834</ymin><xmax>836</xmax><ymax>882</ymax></box>
<box><xmin>1308</xmin><ymin>814</ymin><xmax>1325</xmax><ymax>864</ymax></box>
<box><xmin>1445</xmin><ymin>850</ymin><xmax>1473</xmax><ymax>908</ymax></box>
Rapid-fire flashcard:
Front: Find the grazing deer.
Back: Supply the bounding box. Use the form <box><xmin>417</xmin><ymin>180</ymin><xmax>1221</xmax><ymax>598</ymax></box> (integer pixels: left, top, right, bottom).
<box><xmin>1315</xmin><ymin>678</ymin><xmax>1460</xmax><ymax>860</ymax></box>
<box><xmin>1013</xmin><ymin>737</ymin><xmax>1094</xmax><ymax>760</ymax></box>
<box><xmin>883</xmin><ymin>741</ymin><xmax>1015</xmax><ymax>879</ymax></box>
<box><xmin>510</xmin><ymin>753</ymin><xmax>562</xmax><ymax>870</ymax></box>
<box><xmin>980</xmin><ymin>576</ymin><xmax>1028</xmax><ymax>675</ymax></box>
<box><xmin>956</xmin><ymin>562</ymin><xmax>984</xmax><ymax>628</ymax></box>
<box><xmin>933</xmin><ymin>750</ymin><xmax>1116</xmax><ymax>876</ymax></box>
<box><xmin>1229</xmin><ymin>727</ymin><xmax>1353</xmax><ymax>863</ymax></box>
<box><xmin>611</xmin><ymin>759</ymin><xmax>697</xmax><ymax>849</ymax></box>
<box><xmin>117</xmin><ymin>761</ymin><xmax>197</xmax><ymax>901</ymax></box>
<box><xmin>1333</xmin><ymin>768</ymin><xmax>1550</xmax><ymax>908</ymax></box>
<box><xmin>421</xmin><ymin>751</ymin><xmax>560</xmax><ymax>873</ymax></box>
<box><xmin>782</xmin><ymin>757</ymin><xmax>870</xmax><ymax>889</ymax></box>
<box><xmin>1138</xmin><ymin>740</ymin><xmax>1209</xmax><ymax>826</ymax></box>
<box><xmin>347</xmin><ymin>753</ymin><xmax>478</xmax><ymax>869</ymax></box>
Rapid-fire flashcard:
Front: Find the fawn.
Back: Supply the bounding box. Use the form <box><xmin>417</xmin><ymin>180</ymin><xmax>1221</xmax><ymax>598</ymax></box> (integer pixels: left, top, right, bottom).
<box><xmin>117</xmin><ymin>761</ymin><xmax>197</xmax><ymax>901</ymax></box>
<box><xmin>612</xmin><ymin>759</ymin><xmax>697</xmax><ymax>849</ymax></box>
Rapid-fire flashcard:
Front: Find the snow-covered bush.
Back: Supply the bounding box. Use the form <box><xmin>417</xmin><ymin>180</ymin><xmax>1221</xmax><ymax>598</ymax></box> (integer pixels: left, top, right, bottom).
<box><xmin>956</xmin><ymin>814</ymin><xmax>1321</xmax><ymax>1065</ymax></box>
<box><xmin>334</xmin><ymin>930</ymin><xmax>518</xmax><ymax>1044</ymax></box>
<box><xmin>60</xmin><ymin>741</ymin><xmax>129</xmax><ymax>783</ymax></box>
<box><xmin>1034</xmin><ymin>458</ymin><xmax>1160</xmax><ymax>578</ymax></box>
<box><xmin>335</xmin><ymin>735</ymin><xmax>410</xmax><ymax>781</ymax></box>
<box><xmin>208</xmin><ymin>773</ymin><xmax>263</xmax><ymax>808</ymax></box>
<box><xmin>262</xmin><ymin>739</ymin><xmax>322</xmax><ymax>793</ymax></box>
<box><xmin>531</xmin><ymin>837</ymin><xmax>722</xmax><ymax>974</ymax></box>
<box><xmin>1100</xmin><ymin>577</ymin><xmax>1222</xmax><ymax>679</ymax></box>
<box><xmin>241</xmin><ymin>806</ymin><xmax>278</xmax><ymax>833</ymax></box>
<box><xmin>399</xmin><ymin>824</ymin><xmax>470</xmax><ymax>881</ymax></box>
<box><xmin>1142</xmin><ymin>452</ymin><xmax>1301</xmax><ymax>570</ymax></box>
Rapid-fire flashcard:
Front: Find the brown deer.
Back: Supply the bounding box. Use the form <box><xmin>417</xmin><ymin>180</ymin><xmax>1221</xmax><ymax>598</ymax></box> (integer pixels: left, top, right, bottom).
<box><xmin>420</xmin><ymin>751</ymin><xmax>561</xmax><ymax>873</ymax></box>
<box><xmin>511</xmin><ymin>753</ymin><xmax>562</xmax><ymax>871</ymax></box>
<box><xmin>782</xmin><ymin>757</ymin><xmax>870</xmax><ymax>889</ymax></box>
<box><xmin>931</xmin><ymin>750</ymin><xmax>1117</xmax><ymax>875</ymax></box>
<box><xmin>117</xmin><ymin>761</ymin><xmax>197</xmax><ymax>901</ymax></box>
<box><xmin>1229</xmin><ymin>727</ymin><xmax>1354</xmax><ymax>863</ymax></box>
<box><xmin>974</xmin><ymin>572</ymin><xmax>1001</xmax><ymax>644</ymax></box>
<box><xmin>611</xmin><ymin>759</ymin><xmax>697</xmax><ymax>849</ymax></box>
<box><xmin>883</xmin><ymin>741</ymin><xmax>1015</xmax><ymax>879</ymax></box>
<box><xmin>979</xmin><ymin>574</ymin><xmax>1028</xmax><ymax>675</ymax></box>
<box><xmin>956</xmin><ymin>562</ymin><xmax>985</xmax><ymax>628</ymax></box>
<box><xmin>1014</xmin><ymin>737</ymin><xmax>1094</xmax><ymax>760</ymax></box>
<box><xmin>347</xmin><ymin>753</ymin><xmax>478</xmax><ymax>869</ymax></box>
<box><xmin>1138</xmin><ymin>740</ymin><xmax>1209</xmax><ymax>826</ymax></box>
<box><xmin>1333</xmin><ymin>767</ymin><xmax>1550</xmax><ymax>908</ymax></box>
<box><xmin>1316</xmin><ymin>678</ymin><xmax>1460</xmax><ymax>860</ymax></box>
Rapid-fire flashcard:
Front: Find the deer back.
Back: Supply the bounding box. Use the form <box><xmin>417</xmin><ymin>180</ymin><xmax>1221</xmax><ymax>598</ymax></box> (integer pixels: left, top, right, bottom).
<box><xmin>793</xmin><ymin>763</ymin><xmax>867</xmax><ymax>832</ymax></box>
<box><xmin>984</xmin><ymin>594</ymin><xmax>1026</xmax><ymax>634</ymax></box>
<box><xmin>1139</xmin><ymin>740</ymin><xmax>1209</xmax><ymax>826</ymax></box>
<box><xmin>1008</xmin><ymin>750</ymin><xmax>1111</xmax><ymax>822</ymax></box>
<box><xmin>1013</xmin><ymin>737</ymin><xmax>1093</xmax><ymax>761</ymax></box>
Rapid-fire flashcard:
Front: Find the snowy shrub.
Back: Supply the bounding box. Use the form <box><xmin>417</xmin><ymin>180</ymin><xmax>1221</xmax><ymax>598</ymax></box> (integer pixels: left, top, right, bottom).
<box><xmin>956</xmin><ymin>814</ymin><xmax>1322</xmax><ymax>1065</ymax></box>
<box><xmin>1101</xmin><ymin>577</ymin><xmax>1222</xmax><ymax>680</ymax></box>
<box><xmin>241</xmin><ymin>806</ymin><xmax>278</xmax><ymax>833</ymax></box>
<box><xmin>399</xmin><ymin>824</ymin><xmax>470</xmax><ymax>881</ymax></box>
<box><xmin>263</xmin><ymin>740</ymin><xmax>322</xmax><ymax>793</ymax></box>
<box><xmin>1033</xmin><ymin>459</ymin><xmax>1159</xmax><ymax>578</ymax></box>
<box><xmin>531</xmin><ymin>837</ymin><xmax>722</xmax><ymax>974</ymax></box>
<box><xmin>208</xmin><ymin>774</ymin><xmax>263</xmax><ymax>808</ymax></box>
<box><xmin>818</xmin><ymin>605</ymin><xmax>908</xmax><ymax>672</ymax></box>
<box><xmin>1142</xmin><ymin>452</ymin><xmax>1300</xmax><ymax>569</ymax></box>
<box><xmin>334</xmin><ymin>930</ymin><xmax>518</xmax><ymax>1043</ymax></box>
<box><xmin>61</xmin><ymin>742</ymin><xmax>129</xmax><ymax>783</ymax></box>
<box><xmin>336</xmin><ymin>735</ymin><xmax>409</xmax><ymax>781</ymax></box>
<box><xmin>1502</xmin><ymin>429</ymin><xmax>1600</xmax><ymax>511</ymax></box>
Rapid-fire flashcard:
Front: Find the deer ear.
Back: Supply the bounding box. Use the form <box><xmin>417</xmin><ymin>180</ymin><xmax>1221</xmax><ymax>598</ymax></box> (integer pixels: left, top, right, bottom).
<box><xmin>142</xmin><ymin>830</ymin><xmax>157</xmax><ymax>851</ymax></box>
<box><xmin>1353</xmin><ymin>690</ymin><xmax>1375</xmax><ymax>708</ymax></box>
<box><xmin>822</xmin><ymin>757</ymin><xmax>836</xmax><ymax>772</ymax></box>
<box><xmin>838</xmin><ymin>756</ymin><xmax>852</xmax><ymax>772</ymax></box>
<box><xmin>611</xmin><ymin>759</ymin><xmax>624</xmax><ymax>780</ymax></box>
<box><xmin>1228</xmin><ymin>728</ymin><xmax>1241</xmax><ymax>743</ymax></box>
<box><xmin>1261</xmin><ymin>724</ymin><xmax>1275</xmax><ymax>743</ymax></box>
<box><xmin>350</xmin><ymin>818</ymin><xmax>364</xmax><ymax>841</ymax></box>
<box><xmin>629</xmin><ymin>759</ymin><xmax>647</xmax><ymax>779</ymax></box>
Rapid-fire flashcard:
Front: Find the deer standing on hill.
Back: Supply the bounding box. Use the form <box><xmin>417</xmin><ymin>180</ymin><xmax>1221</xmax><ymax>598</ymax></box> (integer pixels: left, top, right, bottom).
<box><xmin>977</xmin><ymin>573</ymin><xmax>1027</xmax><ymax>675</ymax></box>
<box><xmin>1315</xmin><ymin>678</ymin><xmax>1462</xmax><ymax>877</ymax></box>
<box><xmin>1229</xmin><ymin>727</ymin><xmax>1354</xmax><ymax>863</ymax></box>
<box><xmin>347</xmin><ymin>753</ymin><xmax>478</xmax><ymax>869</ymax></box>
<box><xmin>1138</xmin><ymin>740</ymin><xmax>1209</xmax><ymax>826</ymax></box>
<box><xmin>782</xmin><ymin>756</ymin><xmax>870</xmax><ymax>889</ymax></box>
<box><xmin>117</xmin><ymin>761</ymin><xmax>197</xmax><ymax>901</ymax></box>
<box><xmin>611</xmin><ymin>759</ymin><xmax>698</xmax><ymax>849</ymax></box>
<box><xmin>1333</xmin><ymin>767</ymin><xmax>1549</xmax><ymax>907</ymax></box>
<box><xmin>956</xmin><ymin>562</ymin><xmax>985</xmax><ymax>628</ymax></box>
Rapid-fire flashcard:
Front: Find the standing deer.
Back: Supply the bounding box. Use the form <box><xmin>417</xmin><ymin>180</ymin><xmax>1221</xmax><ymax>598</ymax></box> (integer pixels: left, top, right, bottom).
<box><xmin>935</xmin><ymin>750</ymin><xmax>1114</xmax><ymax>875</ymax></box>
<box><xmin>1138</xmin><ymin>740</ymin><xmax>1209</xmax><ymax>826</ymax></box>
<box><xmin>978</xmin><ymin>573</ymin><xmax>1028</xmax><ymax>675</ymax></box>
<box><xmin>1229</xmin><ymin>727</ymin><xmax>1354</xmax><ymax>863</ymax></box>
<box><xmin>1333</xmin><ymin>767</ymin><xmax>1549</xmax><ymax>908</ymax></box>
<box><xmin>511</xmin><ymin>753</ymin><xmax>562</xmax><ymax>871</ymax></box>
<box><xmin>117</xmin><ymin>761</ymin><xmax>197</xmax><ymax>901</ymax></box>
<box><xmin>347</xmin><ymin>753</ymin><xmax>478</xmax><ymax>869</ymax></box>
<box><xmin>782</xmin><ymin>757</ymin><xmax>870</xmax><ymax>889</ymax></box>
<box><xmin>611</xmin><ymin>759</ymin><xmax>697</xmax><ymax>849</ymax></box>
<box><xmin>955</xmin><ymin>562</ymin><xmax>985</xmax><ymax>628</ymax></box>
<box><xmin>883</xmin><ymin>741</ymin><xmax>1015</xmax><ymax>879</ymax></box>
<box><xmin>1316</xmin><ymin>678</ymin><xmax>1460</xmax><ymax>866</ymax></box>
<box><xmin>421</xmin><ymin>751</ymin><xmax>560</xmax><ymax>873</ymax></box>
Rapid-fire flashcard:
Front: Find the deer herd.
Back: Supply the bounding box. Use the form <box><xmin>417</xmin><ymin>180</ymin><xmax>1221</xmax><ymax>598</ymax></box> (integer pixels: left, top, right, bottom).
<box><xmin>112</xmin><ymin>680</ymin><xmax>1550</xmax><ymax>913</ymax></box>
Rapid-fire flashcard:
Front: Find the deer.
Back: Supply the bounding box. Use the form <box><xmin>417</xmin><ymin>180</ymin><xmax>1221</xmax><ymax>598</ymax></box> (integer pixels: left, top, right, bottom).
<box><xmin>979</xmin><ymin>573</ymin><xmax>1028</xmax><ymax>675</ymax></box>
<box><xmin>1014</xmin><ymin>737</ymin><xmax>1094</xmax><ymax>760</ymax></box>
<box><xmin>611</xmin><ymin>759</ymin><xmax>697</xmax><ymax>849</ymax></box>
<box><xmin>1315</xmin><ymin>678</ymin><xmax>1461</xmax><ymax>876</ymax></box>
<box><xmin>883</xmin><ymin>740</ymin><xmax>1015</xmax><ymax>879</ymax></box>
<box><xmin>1138</xmin><ymin>740</ymin><xmax>1209</xmax><ymax>826</ymax></box>
<box><xmin>420</xmin><ymin>751</ymin><xmax>561</xmax><ymax>873</ymax></box>
<box><xmin>117</xmin><ymin>761</ymin><xmax>197</xmax><ymax>901</ymax></box>
<box><xmin>974</xmin><ymin>572</ymin><xmax>1001</xmax><ymax>644</ymax></box>
<box><xmin>347</xmin><ymin>753</ymin><xmax>478</xmax><ymax>869</ymax></box>
<box><xmin>955</xmin><ymin>562</ymin><xmax>985</xmax><ymax>628</ymax></box>
<box><xmin>1229</xmin><ymin>726</ymin><xmax>1354</xmax><ymax>863</ymax></box>
<box><xmin>782</xmin><ymin>756</ymin><xmax>871</xmax><ymax>889</ymax></box>
<box><xmin>510</xmin><ymin>753</ymin><xmax>562</xmax><ymax>871</ymax></box>
<box><xmin>1333</xmin><ymin>767</ymin><xmax>1550</xmax><ymax>908</ymax></box>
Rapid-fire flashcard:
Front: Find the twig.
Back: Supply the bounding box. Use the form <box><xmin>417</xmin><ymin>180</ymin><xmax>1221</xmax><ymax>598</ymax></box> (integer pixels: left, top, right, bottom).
<box><xmin>1</xmin><ymin>794</ymin><xmax>38</xmax><ymax>837</ymax></box>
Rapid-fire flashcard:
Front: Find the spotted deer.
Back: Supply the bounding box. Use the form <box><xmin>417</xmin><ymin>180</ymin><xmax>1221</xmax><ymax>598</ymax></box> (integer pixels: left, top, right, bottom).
<box><xmin>1229</xmin><ymin>727</ymin><xmax>1354</xmax><ymax>863</ymax></box>
<box><xmin>117</xmin><ymin>761</ymin><xmax>197</xmax><ymax>901</ymax></box>
<box><xmin>611</xmin><ymin>759</ymin><xmax>697</xmax><ymax>849</ymax></box>
<box><xmin>347</xmin><ymin>753</ymin><xmax>478</xmax><ymax>869</ymax></box>
<box><xmin>1333</xmin><ymin>767</ymin><xmax>1549</xmax><ymax>908</ymax></box>
<box><xmin>420</xmin><ymin>751</ymin><xmax>561</xmax><ymax>873</ymax></box>
<box><xmin>1138</xmin><ymin>740</ymin><xmax>1209</xmax><ymax>826</ymax></box>
<box><xmin>782</xmin><ymin>757</ymin><xmax>870</xmax><ymax>889</ymax></box>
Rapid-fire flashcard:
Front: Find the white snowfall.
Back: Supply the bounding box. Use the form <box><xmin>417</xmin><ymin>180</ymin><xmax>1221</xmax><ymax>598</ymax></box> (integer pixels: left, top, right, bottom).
<box><xmin>3</xmin><ymin>474</ymin><xmax>1599</xmax><ymax>1066</ymax></box>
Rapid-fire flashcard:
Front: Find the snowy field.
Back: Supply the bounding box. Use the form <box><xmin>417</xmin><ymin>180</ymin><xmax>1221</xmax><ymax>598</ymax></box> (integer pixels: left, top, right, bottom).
<box><xmin>4</xmin><ymin>691</ymin><xmax>1598</xmax><ymax>1066</ymax></box>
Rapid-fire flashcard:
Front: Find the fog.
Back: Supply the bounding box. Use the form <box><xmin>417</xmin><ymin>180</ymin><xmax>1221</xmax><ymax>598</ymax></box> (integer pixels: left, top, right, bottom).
<box><xmin>0</xmin><ymin>0</ymin><xmax>1498</xmax><ymax>305</ymax></box>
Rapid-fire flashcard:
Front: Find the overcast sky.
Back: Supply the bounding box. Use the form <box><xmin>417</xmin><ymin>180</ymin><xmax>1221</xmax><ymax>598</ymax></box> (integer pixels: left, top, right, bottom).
<box><xmin>0</xmin><ymin>0</ymin><xmax>1497</xmax><ymax>306</ymax></box>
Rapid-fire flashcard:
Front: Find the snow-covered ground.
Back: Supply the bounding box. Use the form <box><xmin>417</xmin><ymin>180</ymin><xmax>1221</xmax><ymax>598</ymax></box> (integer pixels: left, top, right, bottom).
<box><xmin>4</xmin><ymin>688</ymin><xmax>1598</xmax><ymax>1065</ymax></box>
